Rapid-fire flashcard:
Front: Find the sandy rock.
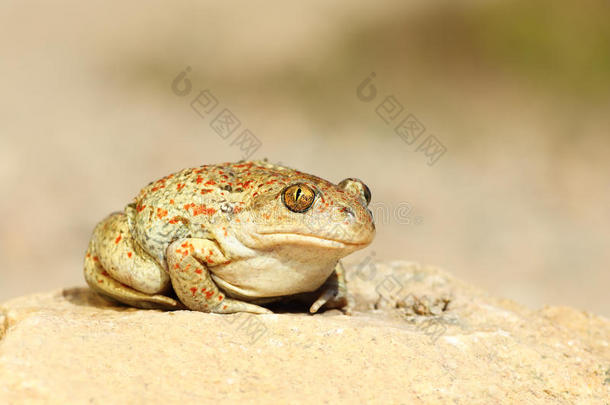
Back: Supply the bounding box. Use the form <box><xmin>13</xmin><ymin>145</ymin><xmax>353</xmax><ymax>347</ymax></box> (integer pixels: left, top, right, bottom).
<box><xmin>0</xmin><ymin>261</ymin><xmax>608</xmax><ymax>404</ymax></box>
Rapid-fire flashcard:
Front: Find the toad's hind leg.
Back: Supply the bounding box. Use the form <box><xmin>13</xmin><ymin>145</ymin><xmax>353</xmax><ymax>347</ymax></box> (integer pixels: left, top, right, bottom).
<box><xmin>84</xmin><ymin>213</ymin><xmax>182</xmax><ymax>310</ymax></box>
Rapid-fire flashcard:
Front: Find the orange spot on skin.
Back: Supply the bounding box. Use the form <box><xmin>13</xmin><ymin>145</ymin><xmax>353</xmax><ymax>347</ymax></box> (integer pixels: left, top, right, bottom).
<box><xmin>127</xmin><ymin>252</ymin><xmax>133</xmax><ymax>258</ymax></box>
<box><xmin>151</xmin><ymin>181</ymin><xmax>166</xmax><ymax>192</ymax></box>
<box><xmin>205</xmin><ymin>291</ymin><xmax>214</xmax><ymax>299</ymax></box>
<box><xmin>181</xmin><ymin>242</ymin><xmax>188</xmax><ymax>248</ymax></box>
<box><xmin>192</xmin><ymin>204</ymin><xmax>216</xmax><ymax>216</ymax></box>
<box><xmin>190</xmin><ymin>287</ymin><xmax>197</xmax><ymax>295</ymax></box>
<box><xmin>174</xmin><ymin>263</ymin><xmax>180</xmax><ymax>269</ymax></box>
<box><xmin>218</xmin><ymin>295</ymin><xmax>223</xmax><ymax>301</ymax></box>
<box><xmin>177</xmin><ymin>183</ymin><xmax>185</xmax><ymax>191</ymax></box>
<box><xmin>223</xmin><ymin>305</ymin><xmax>227</xmax><ymax>310</ymax></box>
<box><xmin>200</xmin><ymin>189</ymin><xmax>213</xmax><ymax>194</ymax></box>
<box><xmin>204</xmin><ymin>180</ymin><xmax>216</xmax><ymax>186</ymax></box>
<box><xmin>93</xmin><ymin>256</ymin><xmax>99</xmax><ymax>262</ymax></box>
<box><xmin>115</xmin><ymin>235</ymin><xmax>122</xmax><ymax>244</ymax></box>
<box><xmin>170</xmin><ymin>199</ymin><xmax>175</xmax><ymax>204</ymax></box>
<box><xmin>169</xmin><ymin>216</ymin><xmax>190</xmax><ymax>225</ymax></box>
<box><xmin>156</xmin><ymin>208</ymin><xmax>168</xmax><ymax>219</ymax></box>
<box><xmin>195</xmin><ymin>269</ymin><xmax>202</xmax><ymax>274</ymax></box>
<box><xmin>196</xmin><ymin>176</ymin><xmax>203</xmax><ymax>184</ymax></box>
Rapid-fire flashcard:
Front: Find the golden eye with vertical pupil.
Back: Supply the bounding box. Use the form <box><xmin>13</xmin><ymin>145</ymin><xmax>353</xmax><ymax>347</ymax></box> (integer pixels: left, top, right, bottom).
<box><xmin>282</xmin><ymin>183</ymin><xmax>316</xmax><ymax>213</ymax></box>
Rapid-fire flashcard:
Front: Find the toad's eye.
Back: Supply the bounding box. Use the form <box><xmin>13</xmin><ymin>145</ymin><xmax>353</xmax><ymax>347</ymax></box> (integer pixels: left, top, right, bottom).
<box><xmin>282</xmin><ymin>183</ymin><xmax>316</xmax><ymax>213</ymax></box>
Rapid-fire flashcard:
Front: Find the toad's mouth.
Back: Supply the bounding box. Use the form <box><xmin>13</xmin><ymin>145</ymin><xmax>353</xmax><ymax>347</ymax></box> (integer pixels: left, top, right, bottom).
<box><xmin>254</xmin><ymin>232</ymin><xmax>371</xmax><ymax>249</ymax></box>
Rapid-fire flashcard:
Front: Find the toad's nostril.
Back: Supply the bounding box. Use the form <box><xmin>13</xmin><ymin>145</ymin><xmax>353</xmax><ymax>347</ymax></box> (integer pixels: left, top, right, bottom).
<box><xmin>345</xmin><ymin>207</ymin><xmax>355</xmax><ymax>220</ymax></box>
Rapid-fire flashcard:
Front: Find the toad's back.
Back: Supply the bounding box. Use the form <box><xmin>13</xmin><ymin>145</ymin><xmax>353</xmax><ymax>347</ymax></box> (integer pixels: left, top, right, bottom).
<box><xmin>128</xmin><ymin>161</ymin><xmax>320</xmax><ymax>265</ymax></box>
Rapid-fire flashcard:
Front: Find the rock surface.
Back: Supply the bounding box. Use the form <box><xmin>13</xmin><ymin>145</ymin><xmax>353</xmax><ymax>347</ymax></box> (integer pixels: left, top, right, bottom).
<box><xmin>0</xmin><ymin>261</ymin><xmax>608</xmax><ymax>404</ymax></box>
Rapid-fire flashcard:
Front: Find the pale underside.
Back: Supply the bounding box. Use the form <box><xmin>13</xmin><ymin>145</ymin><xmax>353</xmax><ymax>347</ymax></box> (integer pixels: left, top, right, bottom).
<box><xmin>210</xmin><ymin>243</ymin><xmax>345</xmax><ymax>300</ymax></box>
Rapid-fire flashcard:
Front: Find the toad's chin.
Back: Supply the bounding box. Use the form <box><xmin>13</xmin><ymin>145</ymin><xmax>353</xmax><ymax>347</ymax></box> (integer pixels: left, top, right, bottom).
<box><xmin>257</xmin><ymin>232</ymin><xmax>369</xmax><ymax>250</ymax></box>
<box><xmin>248</xmin><ymin>228</ymin><xmax>374</xmax><ymax>252</ymax></box>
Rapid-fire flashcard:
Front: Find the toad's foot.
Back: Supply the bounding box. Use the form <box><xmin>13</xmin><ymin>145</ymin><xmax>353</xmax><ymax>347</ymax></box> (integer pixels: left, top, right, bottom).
<box><xmin>310</xmin><ymin>261</ymin><xmax>351</xmax><ymax>314</ymax></box>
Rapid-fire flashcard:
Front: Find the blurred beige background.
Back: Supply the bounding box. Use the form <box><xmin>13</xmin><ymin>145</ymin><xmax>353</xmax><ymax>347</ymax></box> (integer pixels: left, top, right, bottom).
<box><xmin>1</xmin><ymin>0</ymin><xmax>608</xmax><ymax>315</ymax></box>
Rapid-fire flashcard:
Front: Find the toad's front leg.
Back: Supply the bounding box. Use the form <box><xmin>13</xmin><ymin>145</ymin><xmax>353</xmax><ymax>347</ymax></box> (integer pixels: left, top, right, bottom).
<box><xmin>166</xmin><ymin>238</ymin><xmax>272</xmax><ymax>314</ymax></box>
<box><xmin>309</xmin><ymin>261</ymin><xmax>351</xmax><ymax>314</ymax></box>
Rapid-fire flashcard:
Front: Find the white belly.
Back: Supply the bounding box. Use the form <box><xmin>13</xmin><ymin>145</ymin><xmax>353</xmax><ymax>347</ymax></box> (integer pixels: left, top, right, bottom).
<box><xmin>209</xmin><ymin>244</ymin><xmax>341</xmax><ymax>299</ymax></box>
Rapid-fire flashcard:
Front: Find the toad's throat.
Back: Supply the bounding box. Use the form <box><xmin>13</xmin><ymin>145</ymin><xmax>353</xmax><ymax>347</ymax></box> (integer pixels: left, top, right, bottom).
<box><xmin>209</xmin><ymin>248</ymin><xmax>343</xmax><ymax>299</ymax></box>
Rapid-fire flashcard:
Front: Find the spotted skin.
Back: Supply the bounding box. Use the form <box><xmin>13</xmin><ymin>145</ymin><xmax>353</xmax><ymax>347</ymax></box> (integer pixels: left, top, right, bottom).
<box><xmin>84</xmin><ymin>160</ymin><xmax>375</xmax><ymax>314</ymax></box>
